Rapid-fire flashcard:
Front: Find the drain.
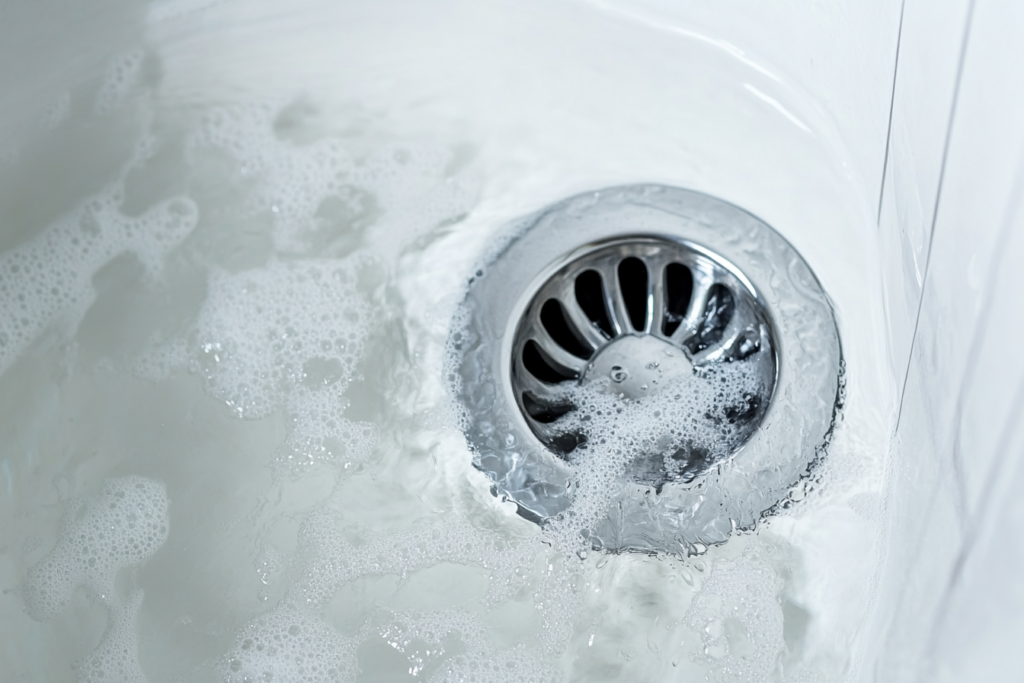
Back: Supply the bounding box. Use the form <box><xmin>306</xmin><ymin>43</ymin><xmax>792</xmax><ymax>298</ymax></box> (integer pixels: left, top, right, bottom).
<box><xmin>449</xmin><ymin>185</ymin><xmax>841</xmax><ymax>554</ymax></box>
<box><xmin>512</xmin><ymin>237</ymin><xmax>776</xmax><ymax>486</ymax></box>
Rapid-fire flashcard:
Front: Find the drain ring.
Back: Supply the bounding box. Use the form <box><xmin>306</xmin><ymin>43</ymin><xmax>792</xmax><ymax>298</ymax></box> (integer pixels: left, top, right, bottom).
<box><xmin>449</xmin><ymin>185</ymin><xmax>841</xmax><ymax>554</ymax></box>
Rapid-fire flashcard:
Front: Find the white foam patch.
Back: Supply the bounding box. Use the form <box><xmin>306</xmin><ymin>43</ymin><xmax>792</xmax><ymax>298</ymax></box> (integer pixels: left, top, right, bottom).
<box><xmin>685</xmin><ymin>545</ymin><xmax>785</xmax><ymax>681</ymax></box>
<box><xmin>0</xmin><ymin>187</ymin><xmax>198</xmax><ymax>378</ymax></box>
<box><xmin>221</xmin><ymin>601</ymin><xmax>559</xmax><ymax>683</ymax></box>
<box><xmin>128</xmin><ymin>100</ymin><xmax>477</xmax><ymax>477</ymax></box>
<box><xmin>432</xmin><ymin>645</ymin><xmax>557</xmax><ymax>683</ymax></box>
<box><xmin>190</xmin><ymin>258</ymin><xmax>370</xmax><ymax>419</ymax></box>
<box><xmin>182</xmin><ymin>258</ymin><xmax>379</xmax><ymax>471</ymax></box>
<box><xmin>25</xmin><ymin>476</ymin><xmax>170</xmax><ymax>621</ymax></box>
<box><xmin>186</xmin><ymin>103</ymin><xmax>476</xmax><ymax>259</ymax></box>
<box><xmin>280</xmin><ymin>390</ymin><xmax>378</xmax><ymax>469</ymax></box>
<box><xmin>221</xmin><ymin>603</ymin><xmax>357</xmax><ymax>683</ymax></box>
<box><xmin>542</xmin><ymin>361</ymin><xmax>765</xmax><ymax>552</ymax></box>
<box><xmin>77</xmin><ymin>589</ymin><xmax>148</xmax><ymax>683</ymax></box>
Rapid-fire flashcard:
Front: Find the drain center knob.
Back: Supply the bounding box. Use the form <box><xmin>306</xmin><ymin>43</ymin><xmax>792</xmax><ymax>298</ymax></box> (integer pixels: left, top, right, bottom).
<box><xmin>583</xmin><ymin>334</ymin><xmax>693</xmax><ymax>400</ymax></box>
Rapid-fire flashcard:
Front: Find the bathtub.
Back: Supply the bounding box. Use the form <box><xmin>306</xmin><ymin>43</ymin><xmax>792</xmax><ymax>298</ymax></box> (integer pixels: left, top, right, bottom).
<box><xmin>0</xmin><ymin>0</ymin><xmax>1021</xmax><ymax>681</ymax></box>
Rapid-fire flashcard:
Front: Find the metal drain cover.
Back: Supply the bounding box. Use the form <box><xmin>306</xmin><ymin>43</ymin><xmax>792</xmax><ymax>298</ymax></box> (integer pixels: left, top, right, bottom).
<box><xmin>512</xmin><ymin>237</ymin><xmax>776</xmax><ymax>486</ymax></box>
<box><xmin>449</xmin><ymin>185</ymin><xmax>841</xmax><ymax>554</ymax></box>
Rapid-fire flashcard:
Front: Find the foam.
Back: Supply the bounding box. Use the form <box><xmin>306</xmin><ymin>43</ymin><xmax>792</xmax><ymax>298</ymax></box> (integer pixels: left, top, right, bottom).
<box><xmin>133</xmin><ymin>100</ymin><xmax>475</xmax><ymax>472</ymax></box>
<box><xmin>376</xmin><ymin>610</ymin><xmax>558</xmax><ymax>683</ymax></box>
<box><xmin>294</xmin><ymin>511</ymin><xmax>535</xmax><ymax>607</ymax></box>
<box><xmin>25</xmin><ymin>476</ymin><xmax>170</xmax><ymax>621</ymax></box>
<box><xmin>0</xmin><ymin>186</ymin><xmax>197</xmax><ymax>378</ymax></box>
<box><xmin>517</xmin><ymin>360</ymin><xmax>764</xmax><ymax>554</ymax></box>
<box><xmin>684</xmin><ymin>544</ymin><xmax>785</xmax><ymax>681</ymax></box>
<box><xmin>221</xmin><ymin>600</ymin><xmax>559</xmax><ymax>683</ymax></box>
<box><xmin>185</xmin><ymin>103</ymin><xmax>476</xmax><ymax>259</ymax></box>
<box><xmin>221</xmin><ymin>603</ymin><xmax>358</xmax><ymax>683</ymax></box>
<box><xmin>23</xmin><ymin>477</ymin><xmax>169</xmax><ymax>682</ymax></box>
<box><xmin>77</xmin><ymin>589</ymin><xmax>149</xmax><ymax>683</ymax></box>
<box><xmin>181</xmin><ymin>257</ymin><xmax>381</xmax><ymax>473</ymax></box>
<box><xmin>280</xmin><ymin>391</ymin><xmax>378</xmax><ymax>469</ymax></box>
<box><xmin>221</xmin><ymin>511</ymin><xmax>787</xmax><ymax>683</ymax></box>
<box><xmin>189</xmin><ymin>258</ymin><xmax>371</xmax><ymax>419</ymax></box>
<box><xmin>432</xmin><ymin>645</ymin><xmax>558</xmax><ymax>683</ymax></box>
<box><xmin>280</xmin><ymin>512</ymin><xmax>581</xmax><ymax>657</ymax></box>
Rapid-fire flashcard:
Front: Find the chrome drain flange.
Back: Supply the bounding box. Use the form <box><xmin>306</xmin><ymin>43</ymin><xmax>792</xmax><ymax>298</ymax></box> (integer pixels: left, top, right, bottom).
<box><xmin>449</xmin><ymin>185</ymin><xmax>841</xmax><ymax>554</ymax></box>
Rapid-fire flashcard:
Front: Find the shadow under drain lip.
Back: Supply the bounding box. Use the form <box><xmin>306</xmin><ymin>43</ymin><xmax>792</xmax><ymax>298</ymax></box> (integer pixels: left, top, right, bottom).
<box><xmin>449</xmin><ymin>185</ymin><xmax>842</xmax><ymax>555</ymax></box>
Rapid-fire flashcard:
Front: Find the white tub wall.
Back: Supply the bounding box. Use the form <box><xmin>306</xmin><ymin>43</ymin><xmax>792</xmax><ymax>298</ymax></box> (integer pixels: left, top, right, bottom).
<box><xmin>580</xmin><ymin>0</ymin><xmax>905</xmax><ymax>217</ymax></box>
<box><xmin>876</xmin><ymin>0</ymin><xmax>973</xmax><ymax>381</ymax></box>
<box><xmin>868</xmin><ymin>0</ymin><xmax>1024</xmax><ymax>680</ymax></box>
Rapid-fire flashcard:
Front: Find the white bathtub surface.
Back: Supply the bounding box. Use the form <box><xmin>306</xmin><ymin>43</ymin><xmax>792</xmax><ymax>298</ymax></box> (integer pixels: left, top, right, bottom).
<box><xmin>2</xmin><ymin>0</ymin><xmax>1022</xmax><ymax>681</ymax></box>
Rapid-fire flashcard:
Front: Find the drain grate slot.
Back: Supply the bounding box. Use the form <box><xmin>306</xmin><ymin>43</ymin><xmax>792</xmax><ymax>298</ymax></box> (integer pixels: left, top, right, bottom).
<box><xmin>540</xmin><ymin>299</ymin><xmax>592</xmax><ymax>360</ymax></box>
<box><xmin>617</xmin><ymin>257</ymin><xmax>650</xmax><ymax>332</ymax></box>
<box><xmin>662</xmin><ymin>262</ymin><xmax>694</xmax><ymax>337</ymax></box>
<box><xmin>687</xmin><ymin>284</ymin><xmax>735</xmax><ymax>353</ymax></box>
<box><xmin>522</xmin><ymin>392</ymin><xmax>573</xmax><ymax>423</ymax></box>
<box><xmin>522</xmin><ymin>339</ymin><xmax>575</xmax><ymax>383</ymax></box>
<box><xmin>575</xmin><ymin>270</ymin><xmax>614</xmax><ymax>338</ymax></box>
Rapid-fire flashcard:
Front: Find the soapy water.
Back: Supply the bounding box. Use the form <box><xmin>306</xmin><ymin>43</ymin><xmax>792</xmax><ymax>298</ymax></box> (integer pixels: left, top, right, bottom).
<box><xmin>0</xmin><ymin>13</ymin><xmax>890</xmax><ymax>680</ymax></box>
<box><xmin>0</xmin><ymin>187</ymin><xmax>197</xmax><ymax>377</ymax></box>
<box><xmin>24</xmin><ymin>476</ymin><xmax>169</xmax><ymax>683</ymax></box>
<box><xmin>138</xmin><ymin>258</ymin><xmax>380</xmax><ymax>469</ymax></box>
<box><xmin>506</xmin><ymin>361</ymin><xmax>768</xmax><ymax>554</ymax></box>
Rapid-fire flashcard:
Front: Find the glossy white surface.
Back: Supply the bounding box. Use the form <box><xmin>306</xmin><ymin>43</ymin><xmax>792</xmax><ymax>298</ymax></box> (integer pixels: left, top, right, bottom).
<box><xmin>867</xmin><ymin>1</ymin><xmax>1024</xmax><ymax>679</ymax></box>
<box><xmin>1</xmin><ymin>0</ymin><xmax>1023</xmax><ymax>680</ymax></box>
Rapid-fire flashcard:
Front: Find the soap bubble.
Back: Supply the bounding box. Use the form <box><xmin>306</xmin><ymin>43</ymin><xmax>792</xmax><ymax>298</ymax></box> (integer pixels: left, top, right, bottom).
<box><xmin>24</xmin><ymin>476</ymin><xmax>170</xmax><ymax>621</ymax></box>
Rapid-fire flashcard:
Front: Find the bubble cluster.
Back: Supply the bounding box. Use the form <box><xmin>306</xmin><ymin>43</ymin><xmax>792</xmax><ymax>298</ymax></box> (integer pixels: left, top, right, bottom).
<box><xmin>432</xmin><ymin>645</ymin><xmax>559</xmax><ymax>683</ymax></box>
<box><xmin>0</xmin><ymin>187</ymin><xmax>198</xmax><ymax>378</ymax></box>
<box><xmin>186</xmin><ymin>103</ymin><xmax>476</xmax><ymax>258</ymax></box>
<box><xmin>280</xmin><ymin>395</ymin><xmax>378</xmax><ymax>470</ymax></box>
<box><xmin>128</xmin><ymin>99</ymin><xmax>475</xmax><ymax>476</ymax></box>
<box><xmin>24</xmin><ymin>476</ymin><xmax>170</xmax><ymax>621</ymax></box>
<box><xmin>190</xmin><ymin>259</ymin><xmax>371</xmax><ymax>418</ymax></box>
<box><xmin>224</xmin><ymin>580</ymin><xmax>564</xmax><ymax>683</ymax></box>
<box><xmin>222</xmin><ymin>598</ymin><xmax>561</xmax><ymax>683</ymax></box>
<box><xmin>180</xmin><ymin>257</ymin><xmax>383</xmax><ymax>474</ymax></box>
<box><xmin>685</xmin><ymin>545</ymin><xmax>785</xmax><ymax>681</ymax></box>
<box><xmin>77</xmin><ymin>589</ymin><xmax>149</xmax><ymax>683</ymax></box>
<box><xmin>543</xmin><ymin>362</ymin><xmax>766</xmax><ymax>551</ymax></box>
<box><xmin>213</xmin><ymin>508</ymin><xmax>581</xmax><ymax>680</ymax></box>
<box><xmin>220</xmin><ymin>604</ymin><xmax>358</xmax><ymax>683</ymax></box>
